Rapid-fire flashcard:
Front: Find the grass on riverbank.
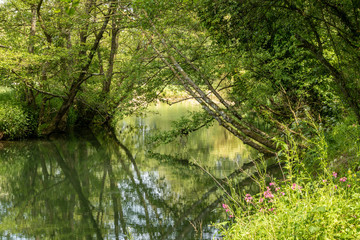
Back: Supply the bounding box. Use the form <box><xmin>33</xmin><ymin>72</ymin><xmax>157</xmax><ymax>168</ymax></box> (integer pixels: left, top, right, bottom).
<box><xmin>216</xmin><ymin>117</ymin><xmax>360</xmax><ymax>239</ymax></box>
<box><xmin>217</xmin><ymin>172</ymin><xmax>360</xmax><ymax>239</ymax></box>
<box><xmin>0</xmin><ymin>86</ymin><xmax>36</xmax><ymax>139</ymax></box>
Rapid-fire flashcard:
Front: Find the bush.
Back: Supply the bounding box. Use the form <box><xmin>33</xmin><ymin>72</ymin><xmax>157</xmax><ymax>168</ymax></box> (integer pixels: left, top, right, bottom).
<box><xmin>0</xmin><ymin>104</ymin><xmax>36</xmax><ymax>139</ymax></box>
<box><xmin>327</xmin><ymin>116</ymin><xmax>360</xmax><ymax>169</ymax></box>
<box><xmin>0</xmin><ymin>87</ymin><xmax>36</xmax><ymax>139</ymax></box>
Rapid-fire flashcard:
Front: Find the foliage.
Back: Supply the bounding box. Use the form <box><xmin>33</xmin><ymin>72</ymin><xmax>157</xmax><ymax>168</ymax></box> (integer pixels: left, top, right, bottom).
<box><xmin>327</xmin><ymin>115</ymin><xmax>360</xmax><ymax>168</ymax></box>
<box><xmin>0</xmin><ymin>87</ymin><xmax>36</xmax><ymax>139</ymax></box>
<box><xmin>198</xmin><ymin>0</ymin><xmax>359</xmax><ymax>124</ymax></box>
<box><xmin>0</xmin><ymin>0</ymin><xmax>168</xmax><ymax>133</ymax></box>
<box><xmin>216</xmin><ymin>117</ymin><xmax>360</xmax><ymax>239</ymax></box>
<box><xmin>217</xmin><ymin>173</ymin><xmax>360</xmax><ymax>239</ymax></box>
<box><xmin>0</xmin><ymin>105</ymin><xmax>34</xmax><ymax>139</ymax></box>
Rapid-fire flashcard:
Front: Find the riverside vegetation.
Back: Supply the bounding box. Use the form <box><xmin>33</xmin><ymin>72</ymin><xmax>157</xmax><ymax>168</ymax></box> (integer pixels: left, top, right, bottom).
<box><xmin>1</xmin><ymin>0</ymin><xmax>360</xmax><ymax>239</ymax></box>
<box><xmin>0</xmin><ymin>87</ymin><xmax>36</xmax><ymax>139</ymax></box>
<box><xmin>217</xmin><ymin>118</ymin><xmax>360</xmax><ymax>239</ymax></box>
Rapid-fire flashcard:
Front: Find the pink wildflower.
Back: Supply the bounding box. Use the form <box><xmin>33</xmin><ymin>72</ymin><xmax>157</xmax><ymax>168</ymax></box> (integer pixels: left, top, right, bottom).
<box><xmin>269</xmin><ymin>208</ymin><xmax>275</xmax><ymax>212</ymax></box>
<box><xmin>259</xmin><ymin>198</ymin><xmax>264</xmax><ymax>203</ymax></box>
<box><xmin>347</xmin><ymin>184</ymin><xmax>351</xmax><ymax>188</ymax></box>
<box><xmin>275</xmin><ymin>187</ymin><xmax>280</xmax><ymax>192</ymax></box>
<box><xmin>281</xmin><ymin>192</ymin><xmax>285</xmax><ymax>196</ymax></box>
<box><xmin>264</xmin><ymin>189</ymin><xmax>274</xmax><ymax>198</ymax></box>
<box><xmin>269</xmin><ymin>182</ymin><xmax>275</xmax><ymax>186</ymax></box>
<box><xmin>339</xmin><ymin>177</ymin><xmax>347</xmax><ymax>182</ymax></box>
<box><xmin>229</xmin><ymin>215</ymin><xmax>233</xmax><ymax>218</ymax></box>
<box><xmin>291</xmin><ymin>183</ymin><xmax>302</xmax><ymax>190</ymax></box>
<box><xmin>333</xmin><ymin>172</ymin><xmax>337</xmax><ymax>178</ymax></box>
<box><xmin>334</xmin><ymin>185</ymin><xmax>338</xmax><ymax>189</ymax></box>
<box><xmin>322</xmin><ymin>179</ymin><xmax>327</xmax><ymax>183</ymax></box>
<box><xmin>245</xmin><ymin>194</ymin><xmax>253</xmax><ymax>203</ymax></box>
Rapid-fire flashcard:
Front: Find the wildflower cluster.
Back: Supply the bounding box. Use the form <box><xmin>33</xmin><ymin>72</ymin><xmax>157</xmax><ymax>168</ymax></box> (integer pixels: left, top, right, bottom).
<box><xmin>217</xmin><ymin>171</ymin><xmax>360</xmax><ymax>240</ymax></box>
<box><xmin>237</xmin><ymin>181</ymin><xmax>303</xmax><ymax>215</ymax></box>
<box><xmin>245</xmin><ymin>194</ymin><xmax>253</xmax><ymax>203</ymax></box>
<box><xmin>222</xmin><ymin>203</ymin><xmax>233</xmax><ymax>218</ymax></box>
<box><xmin>291</xmin><ymin>183</ymin><xmax>302</xmax><ymax>190</ymax></box>
<box><xmin>329</xmin><ymin>171</ymin><xmax>354</xmax><ymax>188</ymax></box>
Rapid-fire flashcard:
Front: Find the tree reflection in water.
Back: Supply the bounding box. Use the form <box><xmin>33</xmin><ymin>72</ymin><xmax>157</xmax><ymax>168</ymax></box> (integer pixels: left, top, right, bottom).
<box><xmin>0</xmin><ymin>129</ymin><xmax>228</xmax><ymax>239</ymax></box>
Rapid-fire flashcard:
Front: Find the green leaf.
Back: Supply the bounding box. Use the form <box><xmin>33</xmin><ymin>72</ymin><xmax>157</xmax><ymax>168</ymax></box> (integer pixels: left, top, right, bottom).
<box><xmin>66</xmin><ymin>7</ymin><xmax>75</xmax><ymax>15</ymax></box>
<box><xmin>308</xmin><ymin>226</ymin><xmax>320</xmax><ymax>234</ymax></box>
<box><xmin>313</xmin><ymin>206</ymin><xmax>326</xmax><ymax>213</ymax></box>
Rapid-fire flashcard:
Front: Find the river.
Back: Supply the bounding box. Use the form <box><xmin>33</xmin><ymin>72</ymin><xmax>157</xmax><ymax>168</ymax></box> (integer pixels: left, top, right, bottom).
<box><xmin>0</xmin><ymin>101</ymin><xmax>255</xmax><ymax>239</ymax></box>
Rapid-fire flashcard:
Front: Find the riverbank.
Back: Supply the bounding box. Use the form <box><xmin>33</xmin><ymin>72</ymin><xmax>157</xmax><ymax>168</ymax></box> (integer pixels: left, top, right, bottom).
<box><xmin>216</xmin><ymin>119</ymin><xmax>360</xmax><ymax>239</ymax></box>
<box><xmin>217</xmin><ymin>170</ymin><xmax>360</xmax><ymax>239</ymax></box>
<box><xmin>0</xmin><ymin>84</ymin><xmax>228</xmax><ymax>140</ymax></box>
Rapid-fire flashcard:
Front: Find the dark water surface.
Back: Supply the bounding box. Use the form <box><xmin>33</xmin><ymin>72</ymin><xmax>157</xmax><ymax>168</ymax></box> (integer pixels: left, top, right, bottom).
<box><xmin>0</xmin><ymin>102</ymin><xmax>254</xmax><ymax>239</ymax></box>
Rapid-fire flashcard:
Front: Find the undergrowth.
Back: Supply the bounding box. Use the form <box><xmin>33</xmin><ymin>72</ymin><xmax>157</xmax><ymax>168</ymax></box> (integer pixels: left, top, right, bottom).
<box><xmin>215</xmin><ymin>113</ymin><xmax>360</xmax><ymax>239</ymax></box>
<box><xmin>0</xmin><ymin>86</ymin><xmax>36</xmax><ymax>139</ymax></box>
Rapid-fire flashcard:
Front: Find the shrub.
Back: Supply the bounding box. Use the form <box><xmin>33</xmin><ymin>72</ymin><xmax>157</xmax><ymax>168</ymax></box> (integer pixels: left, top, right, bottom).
<box><xmin>0</xmin><ymin>104</ymin><xmax>35</xmax><ymax>139</ymax></box>
<box><xmin>0</xmin><ymin>87</ymin><xmax>36</xmax><ymax>139</ymax></box>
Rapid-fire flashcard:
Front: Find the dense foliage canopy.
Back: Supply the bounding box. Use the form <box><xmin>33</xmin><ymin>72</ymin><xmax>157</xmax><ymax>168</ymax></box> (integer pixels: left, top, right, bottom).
<box><xmin>0</xmin><ymin>0</ymin><xmax>359</xmax><ymax>158</ymax></box>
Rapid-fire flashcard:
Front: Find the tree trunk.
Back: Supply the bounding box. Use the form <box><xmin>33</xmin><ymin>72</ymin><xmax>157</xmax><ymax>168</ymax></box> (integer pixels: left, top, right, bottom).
<box><xmin>25</xmin><ymin>4</ymin><xmax>37</xmax><ymax>107</ymax></box>
<box><xmin>103</xmin><ymin>18</ymin><xmax>120</xmax><ymax>94</ymax></box>
<box><xmin>142</xmin><ymin>22</ymin><xmax>277</xmax><ymax>156</ymax></box>
<box><xmin>43</xmin><ymin>1</ymin><xmax>116</xmax><ymax>135</ymax></box>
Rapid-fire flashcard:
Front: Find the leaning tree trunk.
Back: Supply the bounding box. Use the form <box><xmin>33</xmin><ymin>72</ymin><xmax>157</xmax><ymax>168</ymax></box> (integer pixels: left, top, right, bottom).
<box><xmin>140</xmin><ymin>12</ymin><xmax>278</xmax><ymax>156</ymax></box>
<box><xmin>143</xmin><ymin>38</ymin><xmax>277</xmax><ymax>155</ymax></box>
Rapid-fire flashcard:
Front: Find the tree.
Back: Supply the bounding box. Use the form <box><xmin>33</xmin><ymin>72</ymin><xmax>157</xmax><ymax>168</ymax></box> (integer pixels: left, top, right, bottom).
<box><xmin>0</xmin><ymin>0</ymin><xmax>166</xmax><ymax>135</ymax></box>
<box><xmin>199</xmin><ymin>0</ymin><xmax>360</xmax><ymax>123</ymax></box>
<box><xmin>129</xmin><ymin>0</ymin><xmax>359</xmax><ymax>156</ymax></box>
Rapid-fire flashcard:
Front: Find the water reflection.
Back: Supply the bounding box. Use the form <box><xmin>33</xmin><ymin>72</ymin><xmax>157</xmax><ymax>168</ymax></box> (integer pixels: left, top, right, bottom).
<box><xmin>117</xmin><ymin>102</ymin><xmax>255</xmax><ymax>178</ymax></box>
<box><xmin>0</xmin><ymin>129</ymin><xmax>226</xmax><ymax>239</ymax></box>
<box><xmin>0</xmin><ymin>102</ymin><xmax>258</xmax><ymax>239</ymax></box>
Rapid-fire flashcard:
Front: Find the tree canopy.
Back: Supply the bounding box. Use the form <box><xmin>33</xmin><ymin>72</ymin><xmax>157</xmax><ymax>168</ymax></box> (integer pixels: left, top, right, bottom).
<box><xmin>0</xmin><ymin>0</ymin><xmax>359</xmax><ymax>159</ymax></box>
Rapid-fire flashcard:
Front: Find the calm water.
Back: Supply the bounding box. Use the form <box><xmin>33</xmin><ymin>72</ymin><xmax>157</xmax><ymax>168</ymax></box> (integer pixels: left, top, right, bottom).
<box><xmin>0</xmin><ymin>102</ymin><xmax>255</xmax><ymax>239</ymax></box>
